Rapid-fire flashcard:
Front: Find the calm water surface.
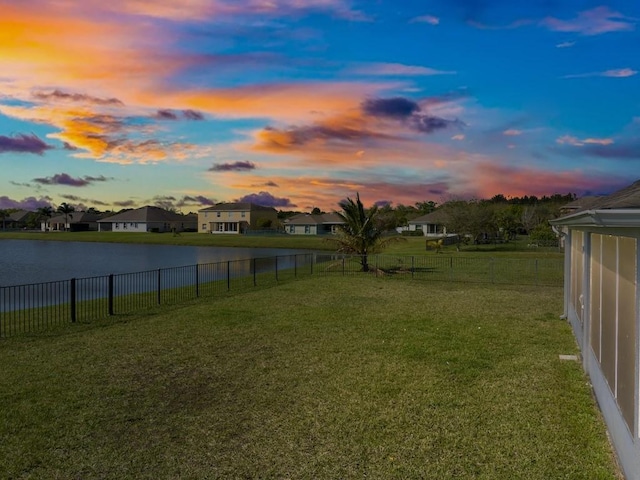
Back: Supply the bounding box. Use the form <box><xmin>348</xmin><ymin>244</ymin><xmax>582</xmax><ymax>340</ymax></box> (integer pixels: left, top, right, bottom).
<box><xmin>0</xmin><ymin>239</ymin><xmax>309</xmax><ymax>286</ymax></box>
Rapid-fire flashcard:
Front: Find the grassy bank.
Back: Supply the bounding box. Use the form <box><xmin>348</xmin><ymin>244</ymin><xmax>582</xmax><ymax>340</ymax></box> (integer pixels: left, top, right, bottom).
<box><xmin>0</xmin><ymin>277</ymin><xmax>619</xmax><ymax>479</ymax></box>
<box><xmin>0</xmin><ymin>230</ymin><xmax>563</xmax><ymax>257</ymax></box>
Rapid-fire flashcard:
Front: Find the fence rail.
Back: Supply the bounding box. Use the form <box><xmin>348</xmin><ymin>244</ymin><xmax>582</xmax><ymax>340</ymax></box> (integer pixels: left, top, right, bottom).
<box><xmin>0</xmin><ymin>253</ymin><xmax>562</xmax><ymax>338</ymax></box>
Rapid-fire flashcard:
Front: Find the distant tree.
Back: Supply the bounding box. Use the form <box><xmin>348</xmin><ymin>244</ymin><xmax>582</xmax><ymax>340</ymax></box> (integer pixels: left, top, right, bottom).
<box><xmin>495</xmin><ymin>204</ymin><xmax>523</xmax><ymax>240</ymax></box>
<box><xmin>374</xmin><ymin>203</ymin><xmax>399</xmax><ymax>232</ymax></box>
<box><xmin>311</xmin><ymin>207</ymin><xmax>323</xmax><ymax>215</ymax></box>
<box><xmin>0</xmin><ymin>209</ymin><xmax>10</xmax><ymax>230</ymax></box>
<box><xmin>328</xmin><ymin>193</ymin><xmax>402</xmax><ymax>272</ymax></box>
<box><xmin>256</xmin><ymin>217</ymin><xmax>273</xmax><ymax>229</ymax></box>
<box><xmin>57</xmin><ymin>202</ymin><xmax>75</xmax><ymax>231</ymax></box>
<box><xmin>415</xmin><ymin>201</ymin><xmax>438</xmax><ymax>215</ymax></box>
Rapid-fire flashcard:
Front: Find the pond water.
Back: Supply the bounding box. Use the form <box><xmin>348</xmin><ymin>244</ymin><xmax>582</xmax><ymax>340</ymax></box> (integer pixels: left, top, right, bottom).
<box><xmin>0</xmin><ymin>239</ymin><xmax>309</xmax><ymax>287</ymax></box>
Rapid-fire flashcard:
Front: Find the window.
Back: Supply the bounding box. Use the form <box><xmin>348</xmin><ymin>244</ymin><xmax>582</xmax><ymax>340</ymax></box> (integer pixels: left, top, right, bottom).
<box><xmin>202</xmin><ymin>224</ymin><xmax>207</xmax><ymax>230</ymax></box>
<box><xmin>304</xmin><ymin>225</ymin><xmax>311</xmax><ymax>234</ymax></box>
<box><xmin>123</xmin><ymin>223</ymin><xmax>127</xmax><ymax>229</ymax></box>
<box><xmin>216</xmin><ymin>212</ymin><xmax>221</xmax><ymax>218</ymax></box>
<box><xmin>288</xmin><ymin>225</ymin><xmax>294</xmax><ymax>233</ymax></box>
<box><xmin>241</xmin><ymin>211</ymin><xmax>246</xmax><ymax>218</ymax></box>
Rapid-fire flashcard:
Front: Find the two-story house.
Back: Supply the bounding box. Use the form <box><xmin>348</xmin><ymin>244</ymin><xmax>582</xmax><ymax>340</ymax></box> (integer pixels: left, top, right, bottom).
<box><xmin>198</xmin><ymin>203</ymin><xmax>278</xmax><ymax>234</ymax></box>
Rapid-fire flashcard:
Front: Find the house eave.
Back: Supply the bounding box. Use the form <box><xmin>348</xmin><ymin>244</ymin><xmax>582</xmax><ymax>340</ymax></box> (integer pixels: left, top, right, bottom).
<box><xmin>550</xmin><ymin>209</ymin><xmax>640</xmax><ymax>228</ymax></box>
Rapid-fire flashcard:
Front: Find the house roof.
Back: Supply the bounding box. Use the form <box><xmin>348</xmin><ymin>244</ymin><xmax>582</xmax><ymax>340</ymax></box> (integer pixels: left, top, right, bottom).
<box><xmin>9</xmin><ymin>210</ymin><xmax>31</xmax><ymax>222</ymax></box>
<box><xmin>98</xmin><ymin>206</ymin><xmax>190</xmax><ymax>223</ymax></box>
<box><xmin>408</xmin><ymin>209</ymin><xmax>447</xmax><ymax>225</ymax></box>
<box><xmin>559</xmin><ymin>196</ymin><xmax>605</xmax><ymax>214</ymax></box>
<box><xmin>198</xmin><ymin>202</ymin><xmax>277</xmax><ymax>213</ymax></box>
<box><xmin>285</xmin><ymin>213</ymin><xmax>345</xmax><ymax>226</ymax></box>
<box><xmin>588</xmin><ymin>180</ymin><xmax>640</xmax><ymax>209</ymax></box>
<box><xmin>551</xmin><ymin>180</ymin><xmax>640</xmax><ymax>228</ymax></box>
<box><xmin>48</xmin><ymin>211</ymin><xmax>102</xmax><ymax>224</ymax></box>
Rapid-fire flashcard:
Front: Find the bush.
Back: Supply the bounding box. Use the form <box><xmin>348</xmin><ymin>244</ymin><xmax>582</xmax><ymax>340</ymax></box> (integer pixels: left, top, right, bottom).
<box><xmin>528</xmin><ymin>224</ymin><xmax>558</xmax><ymax>247</ymax></box>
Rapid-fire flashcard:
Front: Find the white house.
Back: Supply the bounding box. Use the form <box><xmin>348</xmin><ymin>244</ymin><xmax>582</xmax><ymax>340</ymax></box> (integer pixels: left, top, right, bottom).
<box><xmin>98</xmin><ymin>206</ymin><xmax>197</xmax><ymax>233</ymax></box>
<box><xmin>407</xmin><ymin>210</ymin><xmax>447</xmax><ymax>236</ymax></box>
<box><xmin>550</xmin><ymin>180</ymin><xmax>640</xmax><ymax>480</ymax></box>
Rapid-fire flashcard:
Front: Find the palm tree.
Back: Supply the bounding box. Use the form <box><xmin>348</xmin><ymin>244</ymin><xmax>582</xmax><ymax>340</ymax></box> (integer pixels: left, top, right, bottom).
<box><xmin>36</xmin><ymin>206</ymin><xmax>54</xmax><ymax>231</ymax></box>
<box><xmin>56</xmin><ymin>203</ymin><xmax>75</xmax><ymax>231</ymax></box>
<box><xmin>330</xmin><ymin>193</ymin><xmax>400</xmax><ymax>272</ymax></box>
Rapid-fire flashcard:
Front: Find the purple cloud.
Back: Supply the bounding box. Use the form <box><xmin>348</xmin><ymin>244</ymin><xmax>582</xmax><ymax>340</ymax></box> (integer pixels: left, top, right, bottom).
<box><xmin>236</xmin><ymin>191</ymin><xmax>296</xmax><ymax>208</ymax></box>
<box><xmin>182</xmin><ymin>109</ymin><xmax>204</xmax><ymax>120</ymax></box>
<box><xmin>0</xmin><ymin>195</ymin><xmax>53</xmax><ymax>210</ymax></box>
<box><xmin>114</xmin><ymin>200</ymin><xmax>137</xmax><ymax>208</ymax></box>
<box><xmin>362</xmin><ymin>97</ymin><xmax>420</xmax><ymax>119</ymax></box>
<box><xmin>410</xmin><ymin>114</ymin><xmax>465</xmax><ymax>133</ymax></box>
<box><xmin>363</xmin><ymin>96</ymin><xmax>465</xmax><ymax>133</ymax></box>
<box><xmin>154</xmin><ymin>109</ymin><xmax>204</xmax><ymax>121</ymax></box>
<box><xmin>0</xmin><ymin>133</ymin><xmax>53</xmax><ymax>155</ymax></box>
<box><xmin>155</xmin><ymin>109</ymin><xmax>179</xmax><ymax>120</ymax></box>
<box><xmin>33</xmin><ymin>89</ymin><xmax>124</xmax><ymax>106</ymax></box>
<box><xmin>60</xmin><ymin>194</ymin><xmax>109</xmax><ymax>206</ymax></box>
<box><xmin>33</xmin><ymin>173</ymin><xmax>111</xmax><ymax>187</ymax></box>
<box><xmin>209</xmin><ymin>161</ymin><xmax>256</xmax><ymax>172</ymax></box>
<box><xmin>554</xmin><ymin>138</ymin><xmax>640</xmax><ymax>160</ymax></box>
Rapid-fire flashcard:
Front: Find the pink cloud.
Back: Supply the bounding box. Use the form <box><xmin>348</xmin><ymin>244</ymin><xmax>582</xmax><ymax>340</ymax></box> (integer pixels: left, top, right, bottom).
<box><xmin>542</xmin><ymin>6</ymin><xmax>636</xmax><ymax>36</ymax></box>
<box><xmin>556</xmin><ymin>135</ymin><xmax>614</xmax><ymax>146</ymax></box>
<box><xmin>503</xmin><ymin>129</ymin><xmax>523</xmax><ymax>136</ymax></box>
<box><xmin>347</xmin><ymin>62</ymin><xmax>455</xmax><ymax>76</ymax></box>
<box><xmin>562</xmin><ymin>68</ymin><xmax>637</xmax><ymax>79</ymax></box>
<box><xmin>410</xmin><ymin>15</ymin><xmax>440</xmax><ymax>25</ymax></box>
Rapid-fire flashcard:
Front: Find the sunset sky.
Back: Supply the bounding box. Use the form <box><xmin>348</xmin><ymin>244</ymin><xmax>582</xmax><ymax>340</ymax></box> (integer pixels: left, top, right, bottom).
<box><xmin>1</xmin><ymin>0</ymin><xmax>638</xmax><ymax>212</ymax></box>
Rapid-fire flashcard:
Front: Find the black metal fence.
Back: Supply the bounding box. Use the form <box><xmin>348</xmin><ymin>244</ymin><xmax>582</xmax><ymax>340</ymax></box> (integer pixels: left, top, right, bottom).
<box><xmin>0</xmin><ymin>253</ymin><xmax>562</xmax><ymax>338</ymax></box>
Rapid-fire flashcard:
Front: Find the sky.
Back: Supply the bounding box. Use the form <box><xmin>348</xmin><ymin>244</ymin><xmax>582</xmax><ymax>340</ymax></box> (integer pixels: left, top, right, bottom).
<box><xmin>0</xmin><ymin>0</ymin><xmax>638</xmax><ymax>213</ymax></box>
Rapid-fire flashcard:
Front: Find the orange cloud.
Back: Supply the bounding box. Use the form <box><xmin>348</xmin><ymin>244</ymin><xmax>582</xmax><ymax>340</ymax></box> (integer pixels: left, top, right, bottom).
<box><xmin>159</xmin><ymin>82</ymin><xmax>389</xmax><ymax>122</ymax></box>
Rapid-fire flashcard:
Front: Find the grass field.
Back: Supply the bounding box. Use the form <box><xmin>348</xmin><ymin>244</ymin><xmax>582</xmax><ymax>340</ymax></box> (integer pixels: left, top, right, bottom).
<box><xmin>0</xmin><ymin>277</ymin><xmax>620</xmax><ymax>479</ymax></box>
<box><xmin>0</xmin><ymin>230</ymin><xmax>563</xmax><ymax>258</ymax></box>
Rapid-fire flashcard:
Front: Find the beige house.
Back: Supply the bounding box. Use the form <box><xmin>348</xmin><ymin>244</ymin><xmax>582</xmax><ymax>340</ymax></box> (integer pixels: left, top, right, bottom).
<box><xmin>550</xmin><ymin>180</ymin><xmax>640</xmax><ymax>480</ymax></box>
<box><xmin>284</xmin><ymin>213</ymin><xmax>344</xmax><ymax>235</ymax></box>
<box><xmin>198</xmin><ymin>203</ymin><xmax>278</xmax><ymax>234</ymax></box>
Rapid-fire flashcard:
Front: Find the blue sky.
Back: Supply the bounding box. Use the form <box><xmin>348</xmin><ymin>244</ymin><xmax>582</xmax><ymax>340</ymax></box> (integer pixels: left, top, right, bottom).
<box><xmin>0</xmin><ymin>0</ymin><xmax>638</xmax><ymax>212</ymax></box>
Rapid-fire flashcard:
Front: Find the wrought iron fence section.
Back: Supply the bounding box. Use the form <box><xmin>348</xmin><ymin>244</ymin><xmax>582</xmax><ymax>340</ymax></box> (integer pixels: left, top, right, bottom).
<box><xmin>0</xmin><ymin>280</ymin><xmax>70</xmax><ymax>336</ymax></box>
<box><xmin>0</xmin><ymin>253</ymin><xmax>562</xmax><ymax>338</ymax></box>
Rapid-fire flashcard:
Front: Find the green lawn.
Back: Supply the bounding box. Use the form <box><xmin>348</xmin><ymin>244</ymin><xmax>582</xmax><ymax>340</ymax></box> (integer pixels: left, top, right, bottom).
<box><xmin>0</xmin><ymin>277</ymin><xmax>619</xmax><ymax>479</ymax></box>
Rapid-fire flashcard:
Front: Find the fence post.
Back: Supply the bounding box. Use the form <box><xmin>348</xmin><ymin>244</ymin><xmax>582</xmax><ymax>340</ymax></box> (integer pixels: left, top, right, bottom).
<box><xmin>311</xmin><ymin>254</ymin><xmax>314</xmax><ymax>275</ymax></box>
<box><xmin>227</xmin><ymin>261</ymin><xmax>231</xmax><ymax>290</ymax></box>
<box><xmin>450</xmin><ymin>256</ymin><xmax>454</xmax><ymax>281</ymax></box>
<box><xmin>342</xmin><ymin>257</ymin><xmax>345</xmax><ymax>276</ymax></box>
<box><xmin>157</xmin><ymin>269</ymin><xmax>161</xmax><ymax>305</ymax></box>
<box><xmin>294</xmin><ymin>255</ymin><xmax>297</xmax><ymax>278</ymax></box>
<box><xmin>70</xmin><ymin>278</ymin><xmax>76</xmax><ymax>323</ymax></box>
<box><xmin>195</xmin><ymin>264</ymin><xmax>200</xmax><ymax>297</ymax></box>
<box><xmin>411</xmin><ymin>256</ymin><xmax>415</xmax><ymax>279</ymax></box>
<box><xmin>108</xmin><ymin>274</ymin><xmax>114</xmax><ymax>316</ymax></box>
<box><xmin>253</xmin><ymin>258</ymin><xmax>257</xmax><ymax>286</ymax></box>
<box><xmin>490</xmin><ymin>258</ymin><xmax>495</xmax><ymax>283</ymax></box>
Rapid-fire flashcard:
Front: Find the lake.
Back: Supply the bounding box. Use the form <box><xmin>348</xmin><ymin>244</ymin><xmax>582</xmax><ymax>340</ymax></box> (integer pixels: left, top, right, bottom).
<box><xmin>0</xmin><ymin>239</ymin><xmax>310</xmax><ymax>287</ymax></box>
